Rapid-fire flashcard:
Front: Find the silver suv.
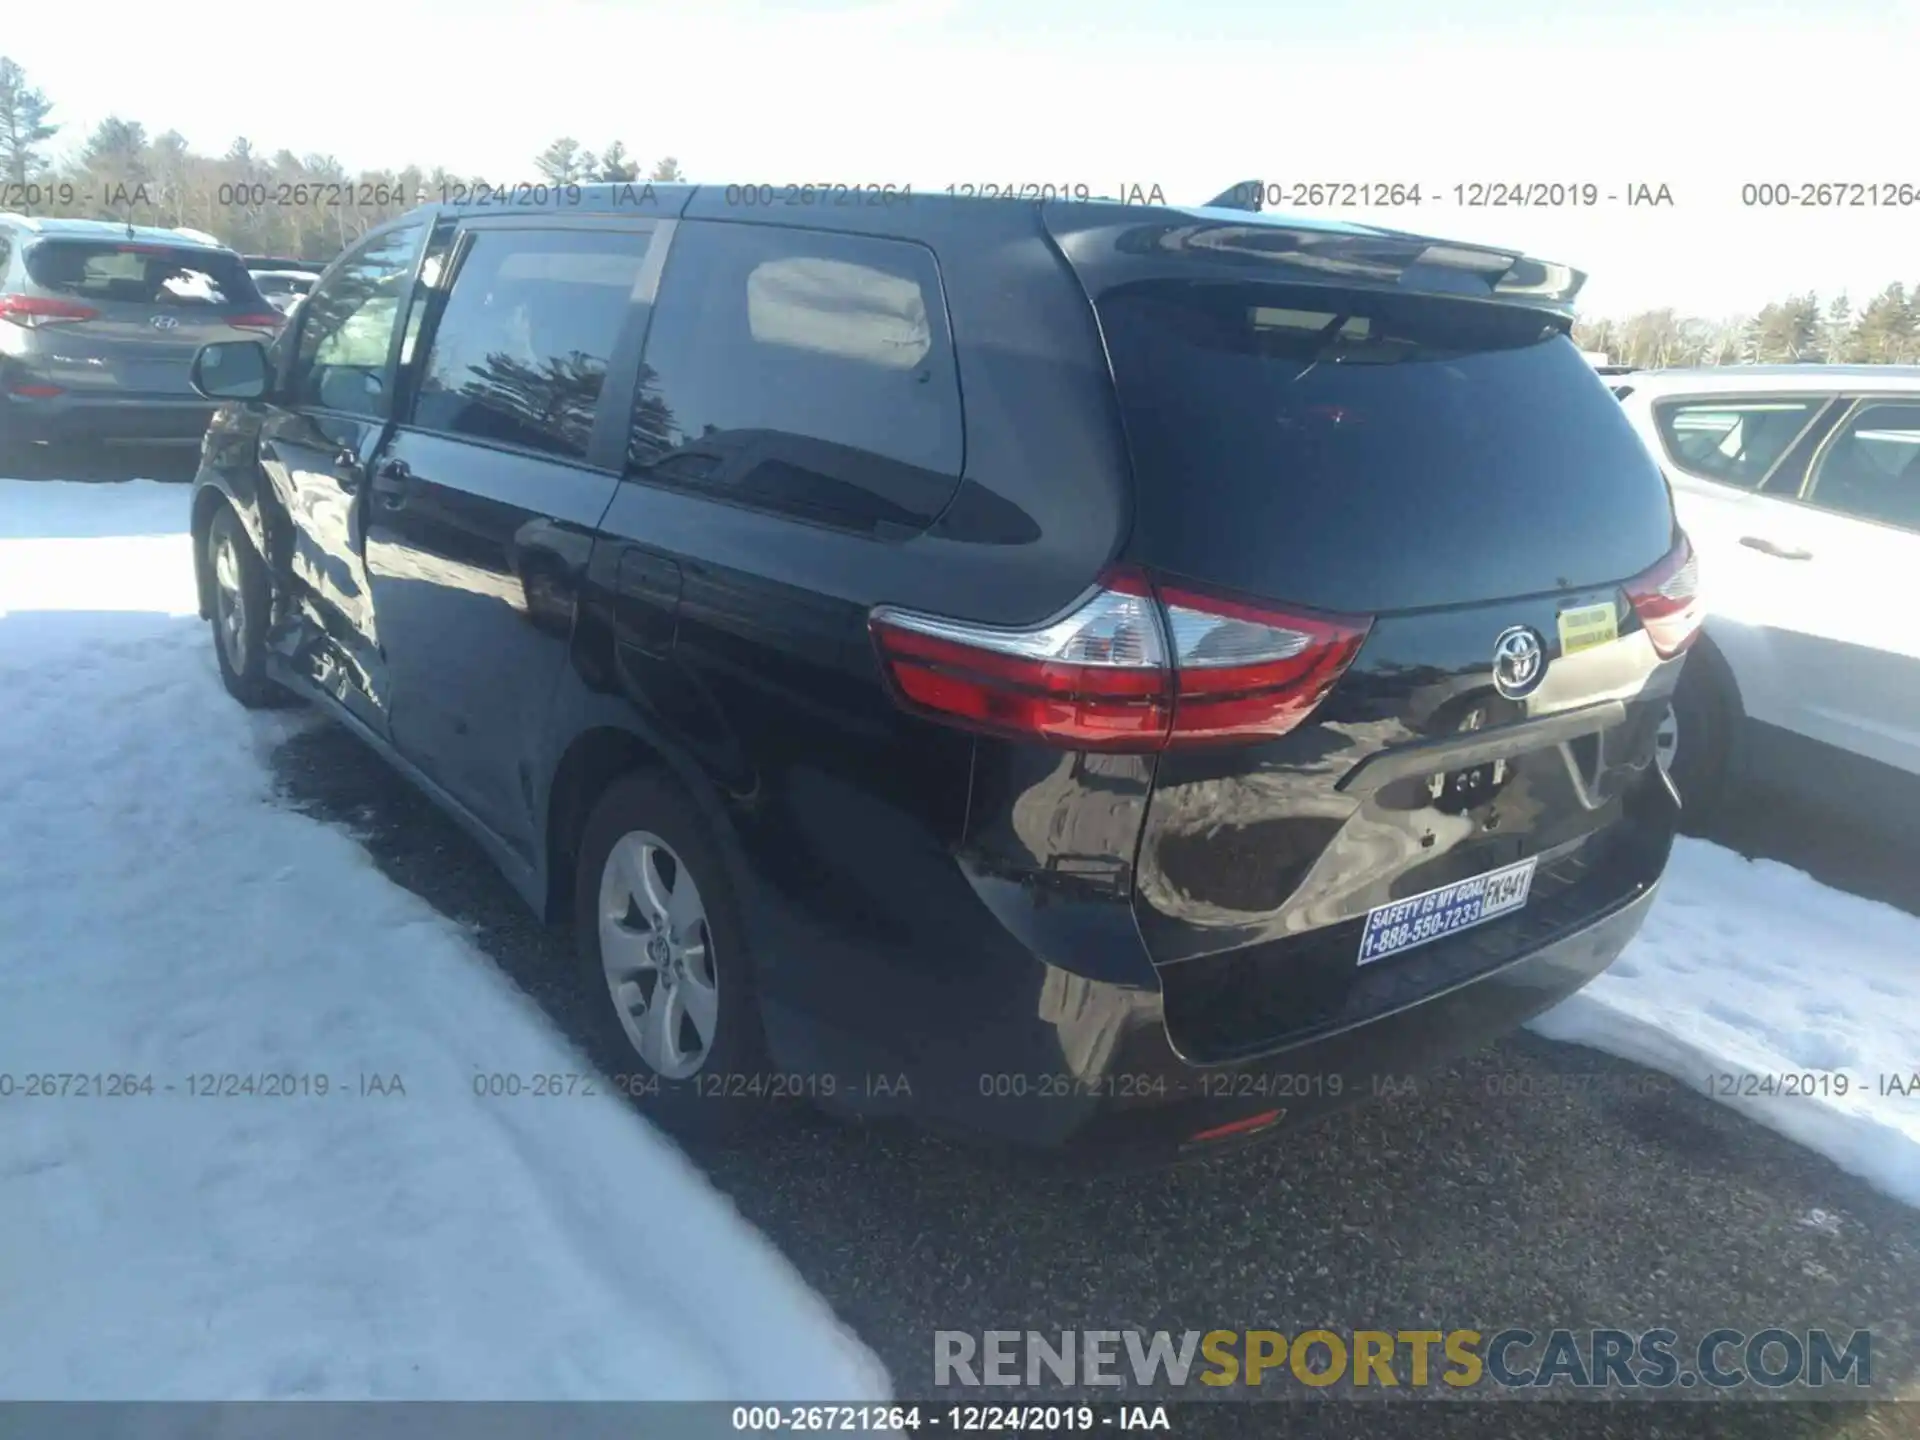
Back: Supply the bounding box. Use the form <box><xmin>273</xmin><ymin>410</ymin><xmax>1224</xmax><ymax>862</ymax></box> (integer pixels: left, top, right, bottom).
<box><xmin>0</xmin><ymin>215</ymin><xmax>283</xmax><ymax>467</ymax></box>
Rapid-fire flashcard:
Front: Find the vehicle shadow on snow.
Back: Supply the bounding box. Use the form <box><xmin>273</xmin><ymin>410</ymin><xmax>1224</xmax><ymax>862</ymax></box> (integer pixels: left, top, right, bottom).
<box><xmin>268</xmin><ymin>719</ymin><xmax>1920</xmax><ymax>1436</ymax></box>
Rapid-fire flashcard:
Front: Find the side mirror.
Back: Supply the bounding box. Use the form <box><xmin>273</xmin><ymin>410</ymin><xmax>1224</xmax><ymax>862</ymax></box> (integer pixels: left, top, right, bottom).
<box><xmin>190</xmin><ymin>340</ymin><xmax>271</xmax><ymax>401</ymax></box>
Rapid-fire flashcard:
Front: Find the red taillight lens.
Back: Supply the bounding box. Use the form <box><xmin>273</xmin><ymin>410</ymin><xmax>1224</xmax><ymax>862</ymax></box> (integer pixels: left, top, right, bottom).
<box><xmin>871</xmin><ymin>573</ymin><xmax>1172</xmax><ymax>749</ymax></box>
<box><xmin>1624</xmin><ymin>533</ymin><xmax>1704</xmax><ymax>659</ymax></box>
<box><xmin>8</xmin><ymin>383</ymin><xmax>65</xmax><ymax>398</ymax></box>
<box><xmin>1159</xmin><ymin>583</ymin><xmax>1371</xmax><ymax>744</ymax></box>
<box><xmin>227</xmin><ymin>313</ymin><xmax>284</xmax><ymax>333</ymax></box>
<box><xmin>870</xmin><ymin>571</ymin><xmax>1371</xmax><ymax>750</ymax></box>
<box><xmin>0</xmin><ymin>295</ymin><xmax>100</xmax><ymax>328</ymax></box>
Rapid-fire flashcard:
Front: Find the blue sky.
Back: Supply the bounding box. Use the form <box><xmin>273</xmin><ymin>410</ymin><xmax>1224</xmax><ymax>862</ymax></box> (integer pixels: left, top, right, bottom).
<box><xmin>6</xmin><ymin>0</ymin><xmax>1917</xmax><ymax>316</ymax></box>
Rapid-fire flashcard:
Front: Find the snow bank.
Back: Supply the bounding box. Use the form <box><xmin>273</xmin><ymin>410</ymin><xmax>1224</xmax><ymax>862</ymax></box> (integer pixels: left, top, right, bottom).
<box><xmin>0</xmin><ymin>478</ymin><xmax>889</xmax><ymax>1400</ymax></box>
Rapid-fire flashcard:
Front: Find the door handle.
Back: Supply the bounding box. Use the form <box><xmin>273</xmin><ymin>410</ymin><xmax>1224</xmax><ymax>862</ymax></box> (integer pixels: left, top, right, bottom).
<box><xmin>1739</xmin><ymin>535</ymin><xmax>1813</xmax><ymax>561</ymax></box>
<box><xmin>372</xmin><ymin>457</ymin><xmax>413</xmax><ymax>510</ymax></box>
<box><xmin>334</xmin><ymin>448</ymin><xmax>364</xmax><ymax>493</ymax></box>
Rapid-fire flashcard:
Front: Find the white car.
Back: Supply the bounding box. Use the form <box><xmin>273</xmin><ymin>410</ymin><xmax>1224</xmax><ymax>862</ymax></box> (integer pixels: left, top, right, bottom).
<box><xmin>1610</xmin><ymin>366</ymin><xmax>1920</xmax><ymax>829</ymax></box>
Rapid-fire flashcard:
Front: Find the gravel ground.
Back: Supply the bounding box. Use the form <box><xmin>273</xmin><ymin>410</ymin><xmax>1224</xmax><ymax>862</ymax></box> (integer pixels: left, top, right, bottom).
<box><xmin>263</xmin><ymin>716</ymin><xmax>1920</xmax><ymax>1440</ymax></box>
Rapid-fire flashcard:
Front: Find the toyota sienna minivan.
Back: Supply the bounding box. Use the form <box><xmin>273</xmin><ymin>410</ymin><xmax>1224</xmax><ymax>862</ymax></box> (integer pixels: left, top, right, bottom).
<box><xmin>185</xmin><ymin>185</ymin><xmax>1694</xmax><ymax>1156</ymax></box>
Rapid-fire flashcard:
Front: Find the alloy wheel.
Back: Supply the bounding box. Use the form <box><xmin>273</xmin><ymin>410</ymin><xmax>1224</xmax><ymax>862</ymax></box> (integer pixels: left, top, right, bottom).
<box><xmin>211</xmin><ymin>529</ymin><xmax>248</xmax><ymax>674</ymax></box>
<box><xmin>597</xmin><ymin>830</ymin><xmax>720</xmax><ymax>1079</ymax></box>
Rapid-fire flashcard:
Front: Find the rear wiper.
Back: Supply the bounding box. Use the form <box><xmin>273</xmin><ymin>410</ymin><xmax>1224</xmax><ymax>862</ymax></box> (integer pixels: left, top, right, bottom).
<box><xmin>1289</xmin><ymin>311</ymin><xmax>1352</xmax><ymax>383</ymax></box>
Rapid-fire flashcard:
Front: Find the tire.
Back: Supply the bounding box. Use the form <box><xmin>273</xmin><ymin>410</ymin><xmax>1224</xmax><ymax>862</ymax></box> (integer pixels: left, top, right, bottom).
<box><xmin>1660</xmin><ymin>644</ymin><xmax>1735</xmax><ymax>829</ymax></box>
<box><xmin>573</xmin><ymin>769</ymin><xmax>772</xmax><ymax>1140</ymax></box>
<box><xmin>205</xmin><ymin>504</ymin><xmax>295</xmax><ymax>709</ymax></box>
<box><xmin>0</xmin><ymin>434</ymin><xmax>50</xmax><ymax>480</ymax></box>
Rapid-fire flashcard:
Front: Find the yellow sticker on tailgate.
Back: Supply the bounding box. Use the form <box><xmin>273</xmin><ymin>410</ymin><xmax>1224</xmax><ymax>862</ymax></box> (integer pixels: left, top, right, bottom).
<box><xmin>1556</xmin><ymin>601</ymin><xmax>1619</xmax><ymax>656</ymax></box>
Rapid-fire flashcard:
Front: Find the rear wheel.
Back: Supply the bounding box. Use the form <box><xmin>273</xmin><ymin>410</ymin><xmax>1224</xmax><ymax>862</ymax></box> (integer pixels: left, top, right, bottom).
<box><xmin>0</xmin><ymin>434</ymin><xmax>51</xmax><ymax>479</ymax></box>
<box><xmin>206</xmin><ymin>505</ymin><xmax>295</xmax><ymax>709</ymax></box>
<box><xmin>573</xmin><ymin>771</ymin><xmax>771</xmax><ymax>1140</ymax></box>
<box><xmin>1659</xmin><ymin>645</ymin><xmax>1735</xmax><ymax>828</ymax></box>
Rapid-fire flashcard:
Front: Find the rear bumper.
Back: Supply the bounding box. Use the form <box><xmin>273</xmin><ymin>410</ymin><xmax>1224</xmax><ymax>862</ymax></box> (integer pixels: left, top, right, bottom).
<box><xmin>897</xmin><ymin>869</ymin><xmax>1662</xmax><ymax>1159</ymax></box>
<box><xmin>1073</xmin><ymin>877</ymin><xmax>1662</xmax><ymax>1158</ymax></box>
<box><xmin>755</xmin><ymin>802</ymin><xmax>1670</xmax><ymax>1161</ymax></box>
<box><xmin>2</xmin><ymin>391</ymin><xmax>215</xmax><ymax>446</ymax></box>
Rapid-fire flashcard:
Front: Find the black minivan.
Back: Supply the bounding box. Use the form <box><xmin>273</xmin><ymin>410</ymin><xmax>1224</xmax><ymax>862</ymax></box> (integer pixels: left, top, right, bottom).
<box><xmin>187</xmin><ymin>185</ymin><xmax>1695</xmax><ymax>1156</ymax></box>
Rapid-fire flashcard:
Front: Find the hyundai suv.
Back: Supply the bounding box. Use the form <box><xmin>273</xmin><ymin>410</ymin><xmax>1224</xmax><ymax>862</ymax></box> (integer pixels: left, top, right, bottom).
<box><xmin>0</xmin><ymin>216</ymin><xmax>282</xmax><ymax>468</ymax></box>
<box><xmin>184</xmin><ymin>187</ymin><xmax>1692</xmax><ymax>1156</ymax></box>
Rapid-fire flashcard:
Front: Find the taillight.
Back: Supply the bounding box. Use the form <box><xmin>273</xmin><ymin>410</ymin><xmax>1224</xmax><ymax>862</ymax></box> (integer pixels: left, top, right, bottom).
<box><xmin>1624</xmin><ymin>533</ymin><xmax>1704</xmax><ymax>659</ymax></box>
<box><xmin>1158</xmin><ymin>583</ymin><xmax>1371</xmax><ymax>744</ymax></box>
<box><xmin>0</xmin><ymin>295</ymin><xmax>100</xmax><ymax>328</ymax></box>
<box><xmin>227</xmin><ymin>313</ymin><xmax>284</xmax><ymax>333</ymax></box>
<box><xmin>869</xmin><ymin>570</ymin><xmax>1371</xmax><ymax>751</ymax></box>
<box><xmin>870</xmin><ymin>573</ymin><xmax>1172</xmax><ymax>749</ymax></box>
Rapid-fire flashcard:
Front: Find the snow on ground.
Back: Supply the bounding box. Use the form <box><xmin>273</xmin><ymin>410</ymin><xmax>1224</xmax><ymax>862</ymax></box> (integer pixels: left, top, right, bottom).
<box><xmin>1532</xmin><ymin>839</ymin><xmax>1920</xmax><ymax>1208</ymax></box>
<box><xmin>0</xmin><ymin>479</ymin><xmax>890</xmax><ymax>1401</ymax></box>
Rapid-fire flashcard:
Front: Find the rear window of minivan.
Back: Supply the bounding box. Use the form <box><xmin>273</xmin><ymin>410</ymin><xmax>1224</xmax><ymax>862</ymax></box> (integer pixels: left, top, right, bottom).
<box><xmin>25</xmin><ymin>240</ymin><xmax>262</xmax><ymax>309</ymax></box>
<box><xmin>1098</xmin><ymin>281</ymin><xmax>1672</xmax><ymax>615</ymax></box>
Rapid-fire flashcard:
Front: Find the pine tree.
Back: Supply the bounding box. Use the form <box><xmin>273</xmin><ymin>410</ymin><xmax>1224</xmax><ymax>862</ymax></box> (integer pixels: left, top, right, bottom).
<box><xmin>1854</xmin><ymin>283</ymin><xmax>1915</xmax><ymax>363</ymax></box>
<box><xmin>1784</xmin><ymin>292</ymin><xmax>1821</xmax><ymax>359</ymax></box>
<box><xmin>147</xmin><ymin>130</ymin><xmax>192</xmax><ymax>227</ymax></box>
<box><xmin>1823</xmin><ymin>294</ymin><xmax>1854</xmax><ymax>363</ymax></box>
<box><xmin>534</xmin><ymin>137</ymin><xmax>589</xmax><ymax>185</ymax></box>
<box><xmin>594</xmin><ymin>141</ymin><xmax>640</xmax><ymax>182</ymax></box>
<box><xmin>0</xmin><ymin>57</ymin><xmax>60</xmax><ymax>186</ymax></box>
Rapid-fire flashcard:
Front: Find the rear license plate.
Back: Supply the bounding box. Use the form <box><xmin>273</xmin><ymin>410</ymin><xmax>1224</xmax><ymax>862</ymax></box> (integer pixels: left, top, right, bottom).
<box><xmin>1357</xmin><ymin>856</ymin><xmax>1538</xmax><ymax>965</ymax></box>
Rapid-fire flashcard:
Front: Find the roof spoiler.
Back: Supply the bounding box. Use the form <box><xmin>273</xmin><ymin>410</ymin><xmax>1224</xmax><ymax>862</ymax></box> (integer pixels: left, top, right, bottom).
<box><xmin>1201</xmin><ymin>180</ymin><xmax>1264</xmax><ymax>214</ymax></box>
<box><xmin>1046</xmin><ymin>205</ymin><xmax>1590</xmax><ymax>318</ymax></box>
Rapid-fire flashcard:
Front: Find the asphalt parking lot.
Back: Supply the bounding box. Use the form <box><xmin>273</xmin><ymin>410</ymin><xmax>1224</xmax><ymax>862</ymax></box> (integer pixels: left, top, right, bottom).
<box><xmin>269</xmin><ymin>714</ymin><xmax>1920</xmax><ymax>1440</ymax></box>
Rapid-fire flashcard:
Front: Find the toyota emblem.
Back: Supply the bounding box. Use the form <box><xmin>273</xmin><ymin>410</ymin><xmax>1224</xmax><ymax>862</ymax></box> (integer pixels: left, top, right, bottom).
<box><xmin>1491</xmin><ymin>626</ymin><xmax>1547</xmax><ymax>699</ymax></box>
<box><xmin>150</xmin><ymin>315</ymin><xmax>179</xmax><ymax>330</ymax></box>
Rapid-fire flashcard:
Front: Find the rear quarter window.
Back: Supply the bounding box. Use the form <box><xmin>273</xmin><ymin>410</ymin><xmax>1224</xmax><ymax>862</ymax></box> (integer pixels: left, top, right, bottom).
<box><xmin>627</xmin><ymin>221</ymin><xmax>963</xmax><ymax>535</ymax></box>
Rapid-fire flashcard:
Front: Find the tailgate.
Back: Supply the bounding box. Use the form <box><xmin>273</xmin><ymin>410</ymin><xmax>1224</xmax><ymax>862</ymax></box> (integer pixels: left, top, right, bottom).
<box><xmin>1069</xmin><ymin>242</ymin><xmax>1683</xmax><ymax>1060</ymax></box>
